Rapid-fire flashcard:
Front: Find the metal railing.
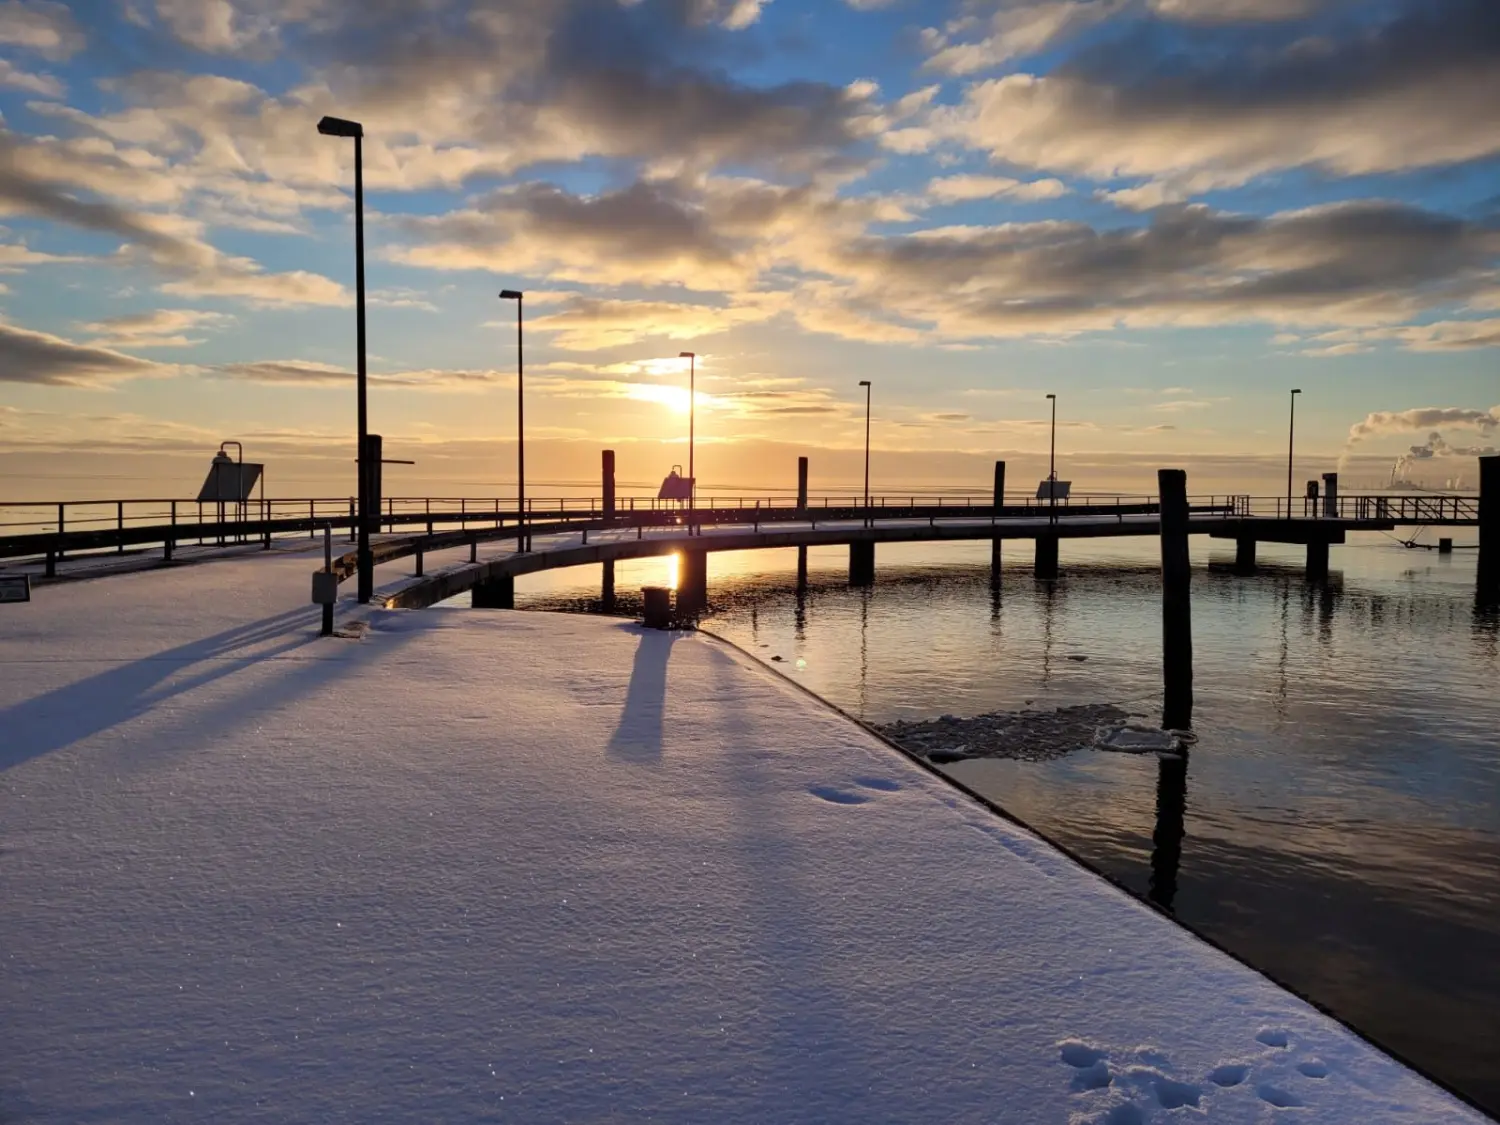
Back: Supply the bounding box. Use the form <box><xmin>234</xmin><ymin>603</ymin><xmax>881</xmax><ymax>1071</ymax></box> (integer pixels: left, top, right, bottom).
<box><xmin>1</xmin><ymin>490</ymin><xmax>1478</xmax><ymax>571</ymax></box>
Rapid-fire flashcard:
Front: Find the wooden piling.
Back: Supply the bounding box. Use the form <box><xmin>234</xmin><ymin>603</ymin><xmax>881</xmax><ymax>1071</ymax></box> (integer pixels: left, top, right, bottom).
<box><xmin>678</xmin><ymin>549</ymin><xmax>708</xmax><ymax>614</ymax></box>
<box><xmin>1033</xmin><ymin>536</ymin><xmax>1059</xmax><ymax>580</ymax></box>
<box><xmin>1306</xmin><ymin>540</ymin><xmax>1330</xmax><ymax>583</ymax></box>
<box><xmin>1475</xmin><ymin>454</ymin><xmax>1499</xmax><ymax>604</ymax></box>
<box><xmin>797</xmin><ymin>455</ymin><xmax>810</xmax><ymax>589</ymax></box>
<box><xmin>1235</xmin><ymin>538</ymin><xmax>1256</xmax><ymax>571</ymax></box>
<box><xmin>602</xmin><ymin>559</ymin><xmax>616</xmax><ymax>612</ymax></box>
<box><xmin>849</xmin><ymin>541</ymin><xmax>875</xmax><ymax>586</ymax></box>
<box><xmin>1159</xmin><ymin>468</ymin><xmax>1193</xmax><ymax>731</ymax></box>
<box><xmin>472</xmin><ymin>574</ymin><xmax>514</xmax><ymax>609</ymax></box>
<box><xmin>991</xmin><ymin>460</ymin><xmax>1006</xmax><ymax>576</ymax></box>
<box><xmin>602</xmin><ymin>449</ymin><xmax>616</xmax><ymax>522</ymax></box>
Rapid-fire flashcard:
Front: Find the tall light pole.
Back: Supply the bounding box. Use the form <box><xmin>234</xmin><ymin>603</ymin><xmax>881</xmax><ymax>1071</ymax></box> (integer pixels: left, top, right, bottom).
<box><xmin>316</xmin><ymin>114</ymin><xmax>371</xmax><ymax>602</ymax></box>
<box><xmin>500</xmin><ymin>290</ymin><xmax>525</xmax><ymax>549</ymax></box>
<box><xmin>1046</xmin><ymin>392</ymin><xmax>1057</xmax><ymax>524</ymax></box>
<box><xmin>1288</xmin><ymin>388</ymin><xmax>1302</xmax><ymax>518</ymax></box>
<box><xmin>858</xmin><ymin>380</ymin><xmax>872</xmax><ymax>527</ymax></box>
<box><xmin>679</xmin><ymin>351</ymin><xmax>696</xmax><ymax>510</ymax></box>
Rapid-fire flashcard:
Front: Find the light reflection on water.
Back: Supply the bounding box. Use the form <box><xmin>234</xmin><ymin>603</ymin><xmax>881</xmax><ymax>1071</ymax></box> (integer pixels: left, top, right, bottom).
<box><xmin>515</xmin><ymin>535</ymin><xmax>1500</xmax><ymax>1113</ymax></box>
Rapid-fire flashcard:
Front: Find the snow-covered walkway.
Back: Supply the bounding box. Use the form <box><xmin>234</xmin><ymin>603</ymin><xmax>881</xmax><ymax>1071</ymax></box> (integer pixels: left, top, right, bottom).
<box><xmin>0</xmin><ymin>550</ymin><xmax>1487</xmax><ymax>1123</ymax></box>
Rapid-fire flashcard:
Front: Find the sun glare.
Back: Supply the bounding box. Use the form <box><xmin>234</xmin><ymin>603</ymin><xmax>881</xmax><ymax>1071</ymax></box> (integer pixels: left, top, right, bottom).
<box><xmin>666</xmin><ymin>552</ymin><xmax>681</xmax><ymax>590</ymax></box>
<box><xmin>627</xmin><ymin>383</ymin><xmax>693</xmax><ymax>414</ymax></box>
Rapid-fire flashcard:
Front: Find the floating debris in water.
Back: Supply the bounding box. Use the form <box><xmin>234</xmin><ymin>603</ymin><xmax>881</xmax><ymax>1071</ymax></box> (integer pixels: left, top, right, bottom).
<box><xmin>1093</xmin><ymin>722</ymin><xmax>1187</xmax><ymax>758</ymax></box>
<box><xmin>876</xmin><ymin>704</ymin><xmax>1132</xmax><ymax>763</ymax></box>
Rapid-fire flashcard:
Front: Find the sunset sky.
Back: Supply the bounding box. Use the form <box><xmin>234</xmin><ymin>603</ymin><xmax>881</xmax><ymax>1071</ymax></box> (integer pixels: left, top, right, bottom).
<box><xmin>0</xmin><ymin>0</ymin><xmax>1497</xmax><ymax>500</ymax></box>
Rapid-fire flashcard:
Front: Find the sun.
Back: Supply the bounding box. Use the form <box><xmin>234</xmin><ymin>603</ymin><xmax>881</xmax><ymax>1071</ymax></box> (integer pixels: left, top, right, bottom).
<box><xmin>627</xmin><ymin>383</ymin><xmax>693</xmax><ymax>415</ymax></box>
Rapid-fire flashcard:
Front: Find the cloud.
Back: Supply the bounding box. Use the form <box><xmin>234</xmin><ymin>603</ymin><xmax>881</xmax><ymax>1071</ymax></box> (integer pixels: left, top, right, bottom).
<box><xmin>0</xmin><ymin>0</ymin><xmax>84</xmax><ymax>60</ymax></box>
<box><xmin>923</xmin><ymin>2</ymin><xmax>1126</xmax><ymax>75</ymax></box>
<box><xmin>79</xmin><ymin>309</ymin><xmax>234</xmax><ymax>349</ymax></box>
<box><xmin>211</xmin><ymin>359</ymin><xmax>508</xmax><ymax>389</ymax></box>
<box><xmin>927</xmin><ymin>0</ymin><xmax>1500</xmax><ymax>190</ymax></box>
<box><xmin>0</xmin><ymin>322</ymin><xmax>179</xmax><ymax>385</ymax></box>
<box><xmin>0</xmin><ymin>56</ymin><xmax>62</xmax><ymax>97</ymax></box>
<box><xmin>1347</xmin><ymin>406</ymin><xmax>1500</xmax><ymax>442</ymax></box>
<box><xmin>926</xmin><ymin>174</ymin><xmax>1070</xmax><ymax>203</ymax></box>
<box><xmin>529</xmin><ymin>295</ymin><xmax>784</xmax><ymax>350</ymax></box>
<box><xmin>0</xmin><ymin>241</ymin><xmax>82</xmax><ymax>271</ymax></box>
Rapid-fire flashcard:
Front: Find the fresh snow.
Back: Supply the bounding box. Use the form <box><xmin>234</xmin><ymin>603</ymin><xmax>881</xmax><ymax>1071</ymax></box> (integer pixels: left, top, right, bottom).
<box><xmin>0</xmin><ymin>548</ymin><xmax>1487</xmax><ymax>1124</ymax></box>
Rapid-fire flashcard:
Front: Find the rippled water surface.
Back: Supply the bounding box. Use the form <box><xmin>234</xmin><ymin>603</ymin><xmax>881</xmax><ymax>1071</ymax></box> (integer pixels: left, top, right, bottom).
<box><xmin>513</xmin><ymin>534</ymin><xmax>1500</xmax><ymax>1114</ymax></box>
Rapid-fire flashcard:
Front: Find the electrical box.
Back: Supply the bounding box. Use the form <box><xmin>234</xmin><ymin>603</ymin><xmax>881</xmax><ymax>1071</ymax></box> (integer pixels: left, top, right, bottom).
<box><xmin>311</xmin><ymin>572</ymin><xmax>339</xmax><ymax>605</ymax></box>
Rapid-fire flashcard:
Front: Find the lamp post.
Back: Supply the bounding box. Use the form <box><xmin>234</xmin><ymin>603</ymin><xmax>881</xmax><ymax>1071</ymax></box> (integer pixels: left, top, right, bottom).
<box><xmin>500</xmin><ymin>290</ymin><xmax>525</xmax><ymax>549</ymax></box>
<box><xmin>1288</xmin><ymin>388</ymin><xmax>1302</xmax><ymax>518</ymax></box>
<box><xmin>316</xmin><ymin>114</ymin><xmax>371</xmax><ymax>602</ymax></box>
<box><xmin>858</xmin><ymin>380</ymin><xmax>872</xmax><ymax>527</ymax></box>
<box><xmin>679</xmin><ymin>351</ymin><xmax>696</xmax><ymax>510</ymax></box>
<box><xmin>1046</xmin><ymin>392</ymin><xmax>1057</xmax><ymax>524</ymax></box>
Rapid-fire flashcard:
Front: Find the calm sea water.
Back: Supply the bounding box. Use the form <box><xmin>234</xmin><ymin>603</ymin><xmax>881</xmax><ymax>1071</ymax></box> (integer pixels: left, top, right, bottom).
<box><xmin>511</xmin><ymin>533</ymin><xmax>1500</xmax><ymax>1114</ymax></box>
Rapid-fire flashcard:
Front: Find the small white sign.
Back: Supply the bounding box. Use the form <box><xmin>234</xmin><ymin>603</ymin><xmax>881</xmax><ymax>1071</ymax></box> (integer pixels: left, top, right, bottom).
<box><xmin>0</xmin><ymin>575</ymin><xmax>31</xmax><ymax>603</ymax></box>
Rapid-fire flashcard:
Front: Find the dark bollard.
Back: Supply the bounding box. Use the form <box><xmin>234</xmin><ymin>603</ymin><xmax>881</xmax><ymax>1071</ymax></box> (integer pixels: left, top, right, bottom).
<box><xmin>677</xmin><ymin>549</ymin><xmax>708</xmax><ymax>614</ymax></box>
<box><xmin>1439</xmin><ymin>538</ymin><xmax>1453</xmax><ymax>555</ymax></box>
<box><xmin>1480</xmin><ymin>456</ymin><xmax>1500</xmax><ymax>604</ymax></box>
<box><xmin>602</xmin><ymin>559</ymin><xmax>616</xmax><ymax>612</ymax></box>
<box><xmin>849</xmin><ymin>541</ymin><xmax>875</xmax><ymax>586</ymax></box>
<box><xmin>603</xmin><ymin>449</ymin><xmax>616</xmax><ymax>523</ymax></box>
<box><xmin>1235</xmin><ymin>538</ymin><xmax>1256</xmax><ymax>572</ymax></box>
<box><xmin>1033</xmin><ymin>535</ymin><xmax>1059</xmax><ymax>580</ymax></box>
<box><xmin>1158</xmin><ymin>468</ymin><xmax>1193</xmax><ymax>731</ymax></box>
<box><xmin>1306</xmin><ymin>540</ymin><xmax>1330</xmax><ymax>583</ymax></box>
<box><xmin>991</xmin><ymin>460</ymin><xmax>1006</xmax><ymax>577</ymax></box>
<box><xmin>796</xmin><ymin>545</ymin><xmax>808</xmax><ymax>590</ymax></box>
<box><xmin>45</xmin><ymin>547</ymin><xmax>56</xmax><ymax>578</ymax></box>
<box><xmin>472</xmin><ymin>574</ymin><xmax>514</xmax><ymax>609</ymax></box>
<box><xmin>415</xmin><ymin>547</ymin><xmax>424</xmax><ymax>577</ymax></box>
<box><xmin>797</xmin><ymin>456</ymin><xmax>809</xmax><ymax>511</ymax></box>
<box><xmin>642</xmin><ymin>585</ymin><xmax>672</xmax><ymax>629</ymax></box>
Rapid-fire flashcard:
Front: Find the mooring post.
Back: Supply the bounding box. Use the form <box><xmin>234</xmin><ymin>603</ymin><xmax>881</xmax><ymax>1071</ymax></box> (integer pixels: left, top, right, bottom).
<box><xmin>1033</xmin><ymin>535</ymin><xmax>1059</xmax><ymax>580</ymax></box>
<box><xmin>602</xmin><ymin>558</ymin><xmax>616</xmax><ymax>612</ymax></box>
<box><xmin>603</xmin><ymin>449</ymin><xmax>616</xmax><ymax>523</ymax></box>
<box><xmin>991</xmin><ymin>460</ymin><xmax>1006</xmax><ymax>577</ymax></box>
<box><xmin>415</xmin><ymin>546</ymin><xmax>424</xmax><ymax>577</ymax></box>
<box><xmin>1306</xmin><ymin>539</ymin><xmax>1330</xmax><ymax>583</ymax></box>
<box><xmin>678</xmin><ymin>549</ymin><xmax>708</xmax><ymax>615</ymax></box>
<box><xmin>849</xmin><ymin>540</ymin><xmax>875</xmax><ymax>587</ymax></box>
<box><xmin>472</xmin><ymin>573</ymin><xmax>515</xmax><ymax>609</ymax></box>
<box><xmin>321</xmin><ymin>524</ymin><xmax>334</xmax><ymax>637</ymax></box>
<box><xmin>1159</xmin><ymin>468</ymin><xmax>1193</xmax><ymax>731</ymax></box>
<box><xmin>1479</xmin><ymin>455</ymin><xmax>1499</xmax><ymax>605</ymax></box>
<box><xmin>1439</xmin><ymin>538</ymin><xmax>1454</xmax><ymax>555</ymax></box>
<box><xmin>1235</xmin><ymin>538</ymin><xmax>1256</xmax><ymax>572</ymax></box>
<box><xmin>1148</xmin><ymin>754</ymin><xmax>1188</xmax><ymax>913</ymax></box>
<box><xmin>797</xmin><ymin>455</ymin><xmax>810</xmax><ymax>590</ymax></box>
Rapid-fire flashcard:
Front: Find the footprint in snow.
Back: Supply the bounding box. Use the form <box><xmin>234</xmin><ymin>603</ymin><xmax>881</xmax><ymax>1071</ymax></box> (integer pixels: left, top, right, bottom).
<box><xmin>807</xmin><ymin>785</ymin><xmax>869</xmax><ymax>805</ymax></box>
<box><xmin>1256</xmin><ymin>1028</ymin><xmax>1290</xmax><ymax>1049</ymax></box>
<box><xmin>853</xmin><ymin>777</ymin><xmax>902</xmax><ymax>792</ymax></box>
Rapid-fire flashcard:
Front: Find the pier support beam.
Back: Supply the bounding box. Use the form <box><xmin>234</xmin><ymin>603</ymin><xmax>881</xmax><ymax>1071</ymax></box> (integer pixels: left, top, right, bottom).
<box><xmin>991</xmin><ymin>460</ymin><xmax>1006</xmax><ymax>578</ymax></box>
<box><xmin>1159</xmin><ymin>468</ymin><xmax>1193</xmax><ymax>731</ymax></box>
<box><xmin>602</xmin><ymin>559</ymin><xmax>616</xmax><ymax>612</ymax></box>
<box><xmin>1479</xmin><ymin>456</ymin><xmax>1499</xmax><ymax>605</ymax></box>
<box><xmin>1306</xmin><ymin>540</ymin><xmax>1330</xmax><ymax>583</ymax></box>
<box><xmin>678</xmin><ymin>549</ymin><xmax>708</xmax><ymax>615</ymax></box>
<box><xmin>849</xmin><ymin>541</ymin><xmax>875</xmax><ymax>586</ymax></box>
<box><xmin>796</xmin><ymin>546</ymin><xmax>808</xmax><ymax>590</ymax></box>
<box><xmin>1034</xmin><ymin>535</ymin><xmax>1059</xmax><ymax>581</ymax></box>
<box><xmin>797</xmin><ymin>456</ymin><xmax>811</xmax><ymax>590</ymax></box>
<box><xmin>472</xmin><ymin>574</ymin><xmax>514</xmax><ymax>609</ymax></box>
<box><xmin>1235</xmin><ymin>538</ymin><xmax>1256</xmax><ymax>572</ymax></box>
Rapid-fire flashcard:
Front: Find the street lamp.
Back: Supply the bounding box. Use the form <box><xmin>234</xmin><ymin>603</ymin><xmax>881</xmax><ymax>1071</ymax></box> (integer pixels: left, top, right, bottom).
<box><xmin>500</xmin><ymin>290</ymin><xmax>525</xmax><ymax>549</ymax></box>
<box><xmin>316</xmin><ymin>114</ymin><xmax>372</xmax><ymax>601</ymax></box>
<box><xmin>1046</xmin><ymin>393</ymin><xmax>1057</xmax><ymax>524</ymax></box>
<box><xmin>680</xmin><ymin>351</ymin><xmax>696</xmax><ymax>510</ymax></box>
<box><xmin>1288</xmin><ymin>388</ymin><xmax>1302</xmax><ymax>518</ymax></box>
<box><xmin>858</xmin><ymin>380</ymin><xmax>872</xmax><ymax>527</ymax></box>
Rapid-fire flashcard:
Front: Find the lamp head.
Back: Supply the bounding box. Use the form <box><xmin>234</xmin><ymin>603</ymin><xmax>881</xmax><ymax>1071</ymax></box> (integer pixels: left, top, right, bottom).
<box><xmin>499</xmin><ymin>289</ymin><xmax>523</xmax><ymax>300</ymax></box>
<box><xmin>316</xmin><ymin>115</ymin><xmax>363</xmax><ymax>138</ymax></box>
<box><xmin>1291</xmin><ymin>388</ymin><xmax>1302</xmax><ymax>394</ymax></box>
<box><xmin>858</xmin><ymin>380</ymin><xmax>871</xmax><ymax>387</ymax></box>
<box><xmin>1046</xmin><ymin>393</ymin><xmax>1056</xmax><ymax>400</ymax></box>
<box><xmin>679</xmin><ymin>351</ymin><xmax>695</xmax><ymax>359</ymax></box>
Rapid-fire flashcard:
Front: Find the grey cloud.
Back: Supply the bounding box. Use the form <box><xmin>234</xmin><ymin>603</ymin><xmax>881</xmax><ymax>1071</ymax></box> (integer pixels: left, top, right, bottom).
<box><xmin>1348</xmin><ymin>406</ymin><xmax>1500</xmax><ymax>442</ymax></box>
<box><xmin>0</xmin><ymin>0</ymin><xmax>84</xmax><ymax>60</ymax></box>
<box><xmin>213</xmin><ymin>360</ymin><xmax>505</xmax><ymax>387</ymax></box>
<box><xmin>932</xmin><ymin>0</ymin><xmax>1500</xmax><ymax>188</ymax></box>
<box><xmin>0</xmin><ymin>322</ymin><xmax>178</xmax><ymax>385</ymax></box>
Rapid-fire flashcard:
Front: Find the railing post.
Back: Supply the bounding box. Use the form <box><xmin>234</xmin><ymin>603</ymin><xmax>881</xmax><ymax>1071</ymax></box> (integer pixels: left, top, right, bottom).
<box><xmin>165</xmin><ymin>501</ymin><xmax>175</xmax><ymax>561</ymax></box>
<box><xmin>321</xmin><ymin>524</ymin><xmax>335</xmax><ymax>636</ymax></box>
<box><xmin>198</xmin><ymin>501</ymin><xmax>204</xmax><ymax>546</ymax></box>
<box><xmin>117</xmin><ymin>500</ymin><xmax>124</xmax><ymax>554</ymax></box>
<box><xmin>56</xmin><ymin>503</ymin><xmax>65</xmax><ymax>561</ymax></box>
<box><xmin>349</xmin><ymin>498</ymin><xmax>356</xmax><ymax>543</ymax></box>
<box><xmin>309</xmin><ymin>499</ymin><xmax>316</xmax><ymax>538</ymax></box>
